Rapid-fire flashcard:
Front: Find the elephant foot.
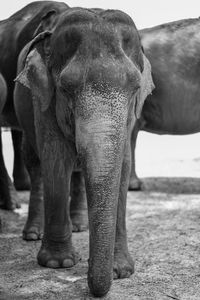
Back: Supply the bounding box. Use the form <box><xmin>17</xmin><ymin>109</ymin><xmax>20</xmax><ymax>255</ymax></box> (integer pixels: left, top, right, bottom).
<box><xmin>128</xmin><ymin>177</ymin><xmax>142</xmax><ymax>191</ymax></box>
<box><xmin>23</xmin><ymin>223</ymin><xmax>43</xmax><ymax>241</ymax></box>
<box><xmin>37</xmin><ymin>239</ymin><xmax>80</xmax><ymax>268</ymax></box>
<box><xmin>113</xmin><ymin>250</ymin><xmax>135</xmax><ymax>279</ymax></box>
<box><xmin>71</xmin><ymin>210</ymin><xmax>88</xmax><ymax>232</ymax></box>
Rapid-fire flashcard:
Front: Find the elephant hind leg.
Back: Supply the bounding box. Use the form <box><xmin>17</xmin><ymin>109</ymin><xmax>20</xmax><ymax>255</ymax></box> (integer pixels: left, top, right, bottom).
<box><xmin>0</xmin><ymin>129</ymin><xmax>20</xmax><ymax>210</ymax></box>
<box><xmin>70</xmin><ymin>170</ymin><xmax>88</xmax><ymax>232</ymax></box>
<box><xmin>22</xmin><ymin>135</ymin><xmax>43</xmax><ymax>241</ymax></box>
<box><xmin>11</xmin><ymin>129</ymin><xmax>30</xmax><ymax>191</ymax></box>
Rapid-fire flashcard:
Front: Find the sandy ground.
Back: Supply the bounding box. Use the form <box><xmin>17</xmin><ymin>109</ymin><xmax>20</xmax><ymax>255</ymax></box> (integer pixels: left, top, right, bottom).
<box><xmin>1</xmin><ymin>131</ymin><xmax>200</xmax><ymax>299</ymax></box>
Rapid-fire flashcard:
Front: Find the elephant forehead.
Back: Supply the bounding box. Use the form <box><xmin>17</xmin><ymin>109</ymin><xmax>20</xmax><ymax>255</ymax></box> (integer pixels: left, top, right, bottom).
<box><xmin>55</xmin><ymin>7</ymin><xmax>136</xmax><ymax>31</ymax></box>
<box><xmin>50</xmin><ymin>8</ymin><xmax>141</xmax><ymax>63</ymax></box>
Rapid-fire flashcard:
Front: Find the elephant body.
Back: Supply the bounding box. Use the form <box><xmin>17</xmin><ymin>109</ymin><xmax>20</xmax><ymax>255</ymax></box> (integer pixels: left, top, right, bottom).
<box><xmin>15</xmin><ymin>7</ymin><xmax>154</xmax><ymax>296</ymax></box>
<box><xmin>0</xmin><ymin>1</ymin><xmax>68</xmax><ymax>208</ymax></box>
<box><xmin>129</xmin><ymin>18</ymin><xmax>200</xmax><ymax>189</ymax></box>
<box><xmin>141</xmin><ymin>18</ymin><xmax>200</xmax><ymax>134</ymax></box>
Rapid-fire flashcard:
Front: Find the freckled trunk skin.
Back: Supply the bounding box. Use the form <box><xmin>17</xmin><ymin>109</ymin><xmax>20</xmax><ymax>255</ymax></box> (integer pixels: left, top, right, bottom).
<box><xmin>86</xmin><ymin>160</ymin><xmax>122</xmax><ymax>296</ymax></box>
<box><xmin>76</xmin><ymin>113</ymin><xmax>126</xmax><ymax>296</ymax></box>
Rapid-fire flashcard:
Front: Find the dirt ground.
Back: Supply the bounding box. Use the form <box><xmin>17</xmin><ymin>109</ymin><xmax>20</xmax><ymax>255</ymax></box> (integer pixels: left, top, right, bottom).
<box><xmin>1</xmin><ymin>132</ymin><xmax>200</xmax><ymax>300</ymax></box>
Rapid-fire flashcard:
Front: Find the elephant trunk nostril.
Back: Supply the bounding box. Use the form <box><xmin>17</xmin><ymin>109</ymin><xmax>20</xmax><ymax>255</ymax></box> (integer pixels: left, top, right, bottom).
<box><xmin>88</xmin><ymin>270</ymin><xmax>112</xmax><ymax>297</ymax></box>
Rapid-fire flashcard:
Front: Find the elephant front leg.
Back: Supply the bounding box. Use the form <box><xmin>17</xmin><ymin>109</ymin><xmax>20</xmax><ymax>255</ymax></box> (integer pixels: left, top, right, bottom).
<box><xmin>114</xmin><ymin>144</ymin><xmax>135</xmax><ymax>279</ymax></box>
<box><xmin>129</xmin><ymin>119</ymin><xmax>142</xmax><ymax>191</ymax></box>
<box><xmin>37</xmin><ymin>140</ymin><xmax>80</xmax><ymax>268</ymax></box>
<box><xmin>11</xmin><ymin>129</ymin><xmax>30</xmax><ymax>191</ymax></box>
<box><xmin>22</xmin><ymin>135</ymin><xmax>43</xmax><ymax>241</ymax></box>
<box><xmin>70</xmin><ymin>170</ymin><xmax>88</xmax><ymax>232</ymax></box>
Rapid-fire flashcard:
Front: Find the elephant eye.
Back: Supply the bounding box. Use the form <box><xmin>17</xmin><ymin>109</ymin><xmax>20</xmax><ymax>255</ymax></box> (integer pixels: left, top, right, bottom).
<box><xmin>122</xmin><ymin>37</ymin><xmax>131</xmax><ymax>49</ymax></box>
<box><xmin>121</xmin><ymin>33</ymin><xmax>133</xmax><ymax>56</ymax></box>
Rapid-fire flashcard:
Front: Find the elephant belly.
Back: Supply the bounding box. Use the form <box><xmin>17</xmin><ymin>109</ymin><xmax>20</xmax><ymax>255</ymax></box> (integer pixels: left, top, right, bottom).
<box><xmin>142</xmin><ymin>86</ymin><xmax>200</xmax><ymax>135</ymax></box>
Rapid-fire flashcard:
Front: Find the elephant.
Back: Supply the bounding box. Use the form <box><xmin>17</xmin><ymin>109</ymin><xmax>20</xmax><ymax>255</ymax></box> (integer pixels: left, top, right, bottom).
<box><xmin>14</xmin><ymin>7</ymin><xmax>154</xmax><ymax>297</ymax></box>
<box><xmin>0</xmin><ymin>0</ymin><xmax>68</xmax><ymax>209</ymax></box>
<box><xmin>129</xmin><ymin>18</ymin><xmax>200</xmax><ymax>190</ymax></box>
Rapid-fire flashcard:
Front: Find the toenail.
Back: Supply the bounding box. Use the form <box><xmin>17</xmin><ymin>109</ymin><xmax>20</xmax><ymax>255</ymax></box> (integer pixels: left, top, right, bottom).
<box><xmin>46</xmin><ymin>260</ymin><xmax>60</xmax><ymax>268</ymax></box>
<box><xmin>26</xmin><ymin>233</ymin><xmax>39</xmax><ymax>240</ymax></box>
<box><xmin>62</xmin><ymin>259</ymin><xmax>74</xmax><ymax>268</ymax></box>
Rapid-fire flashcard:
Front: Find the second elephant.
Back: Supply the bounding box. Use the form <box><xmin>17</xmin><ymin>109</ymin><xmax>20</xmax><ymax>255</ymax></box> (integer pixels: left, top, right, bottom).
<box><xmin>129</xmin><ymin>18</ymin><xmax>200</xmax><ymax>190</ymax></box>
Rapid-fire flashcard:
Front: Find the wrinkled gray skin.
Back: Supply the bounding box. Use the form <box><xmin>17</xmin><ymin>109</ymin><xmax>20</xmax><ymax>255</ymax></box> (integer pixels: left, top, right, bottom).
<box><xmin>129</xmin><ymin>18</ymin><xmax>200</xmax><ymax>190</ymax></box>
<box><xmin>14</xmin><ymin>7</ymin><xmax>153</xmax><ymax>297</ymax></box>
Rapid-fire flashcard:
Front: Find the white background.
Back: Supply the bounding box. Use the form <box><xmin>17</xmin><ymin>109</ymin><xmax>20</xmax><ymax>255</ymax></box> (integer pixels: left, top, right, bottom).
<box><xmin>1</xmin><ymin>0</ymin><xmax>200</xmax><ymax>28</ymax></box>
<box><xmin>1</xmin><ymin>0</ymin><xmax>200</xmax><ymax>178</ymax></box>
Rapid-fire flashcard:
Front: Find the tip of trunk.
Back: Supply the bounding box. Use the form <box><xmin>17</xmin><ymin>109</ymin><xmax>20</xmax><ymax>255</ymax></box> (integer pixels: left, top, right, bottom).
<box><xmin>88</xmin><ymin>267</ymin><xmax>113</xmax><ymax>297</ymax></box>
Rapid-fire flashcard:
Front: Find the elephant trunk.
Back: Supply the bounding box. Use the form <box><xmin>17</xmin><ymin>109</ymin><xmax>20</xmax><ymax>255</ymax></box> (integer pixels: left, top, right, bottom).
<box><xmin>76</xmin><ymin>91</ymin><xmax>128</xmax><ymax>296</ymax></box>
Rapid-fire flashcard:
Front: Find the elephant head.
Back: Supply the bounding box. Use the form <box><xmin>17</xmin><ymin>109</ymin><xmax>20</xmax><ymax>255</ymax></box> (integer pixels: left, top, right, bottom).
<box><xmin>16</xmin><ymin>8</ymin><xmax>154</xmax><ymax>296</ymax></box>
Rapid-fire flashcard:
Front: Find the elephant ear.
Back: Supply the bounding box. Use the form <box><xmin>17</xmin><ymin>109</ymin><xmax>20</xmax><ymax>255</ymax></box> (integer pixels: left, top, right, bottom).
<box><xmin>16</xmin><ymin>46</ymin><xmax>54</xmax><ymax>112</ymax></box>
<box><xmin>33</xmin><ymin>10</ymin><xmax>58</xmax><ymax>36</ymax></box>
<box><xmin>33</xmin><ymin>10</ymin><xmax>58</xmax><ymax>57</ymax></box>
<box><xmin>134</xmin><ymin>54</ymin><xmax>155</xmax><ymax>119</ymax></box>
<box><xmin>15</xmin><ymin>11</ymin><xmax>57</xmax><ymax>112</ymax></box>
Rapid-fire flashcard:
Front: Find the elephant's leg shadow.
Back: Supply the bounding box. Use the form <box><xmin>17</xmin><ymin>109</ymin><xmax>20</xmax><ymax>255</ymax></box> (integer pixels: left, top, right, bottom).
<box><xmin>113</xmin><ymin>142</ymin><xmax>135</xmax><ymax>279</ymax></box>
<box><xmin>70</xmin><ymin>170</ymin><xmax>88</xmax><ymax>232</ymax></box>
<box><xmin>22</xmin><ymin>135</ymin><xmax>43</xmax><ymax>241</ymax></box>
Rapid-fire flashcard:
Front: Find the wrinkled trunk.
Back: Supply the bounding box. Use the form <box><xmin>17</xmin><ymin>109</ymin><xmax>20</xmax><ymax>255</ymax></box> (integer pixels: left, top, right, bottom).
<box><xmin>76</xmin><ymin>95</ymin><xmax>127</xmax><ymax>296</ymax></box>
